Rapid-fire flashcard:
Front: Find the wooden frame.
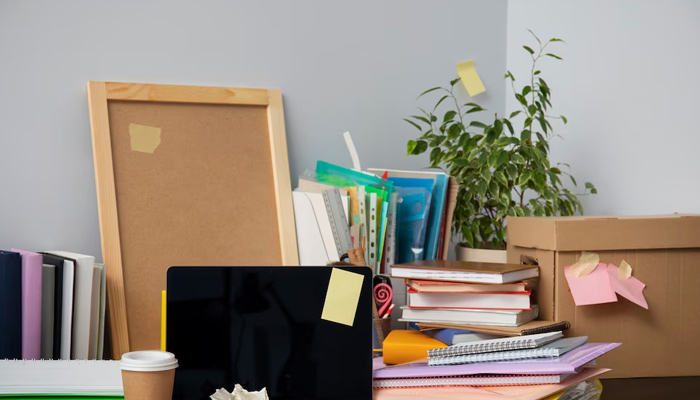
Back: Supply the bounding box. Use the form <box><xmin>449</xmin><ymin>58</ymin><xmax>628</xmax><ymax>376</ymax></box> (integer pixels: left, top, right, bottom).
<box><xmin>87</xmin><ymin>81</ymin><xmax>299</xmax><ymax>358</ymax></box>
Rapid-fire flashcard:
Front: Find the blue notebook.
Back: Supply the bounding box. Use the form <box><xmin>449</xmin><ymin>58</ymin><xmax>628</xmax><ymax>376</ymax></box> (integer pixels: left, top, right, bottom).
<box><xmin>424</xmin><ymin>173</ymin><xmax>448</xmax><ymax>260</ymax></box>
<box><xmin>0</xmin><ymin>250</ymin><xmax>22</xmax><ymax>359</ymax></box>
<box><xmin>389</xmin><ymin>177</ymin><xmax>434</xmax><ymax>263</ymax></box>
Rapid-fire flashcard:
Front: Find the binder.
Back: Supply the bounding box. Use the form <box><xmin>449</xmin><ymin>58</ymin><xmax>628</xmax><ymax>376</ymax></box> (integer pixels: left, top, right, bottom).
<box><xmin>428</xmin><ymin>336</ymin><xmax>588</xmax><ymax>366</ymax></box>
<box><xmin>427</xmin><ymin>331</ymin><xmax>563</xmax><ymax>358</ymax></box>
<box><xmin>0</xmin><ymin>251</ymin><xmax>22</xmax><ymax>360</ymax></box>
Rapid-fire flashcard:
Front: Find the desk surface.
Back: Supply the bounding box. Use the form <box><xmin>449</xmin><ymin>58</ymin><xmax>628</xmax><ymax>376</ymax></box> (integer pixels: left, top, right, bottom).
<box><xmin>601</xmin><ymin>377</ymin><xmax>700</xmax><ymax>399</ymax></box>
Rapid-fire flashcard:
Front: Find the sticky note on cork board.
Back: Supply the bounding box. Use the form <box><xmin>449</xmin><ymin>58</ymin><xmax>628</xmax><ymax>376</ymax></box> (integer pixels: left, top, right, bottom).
<box><xmin>321</xmin><ymin>268</ymin><xmax>364</xmax><ymax>326</ymax></box>
<box><xmin>456</xmin><ymin>60</ymin><xmax>486</xmax><ymax>96</ymax></box>
<box><xmin>129</xmin><ymin>123</ymin><xmax>161</xmax><ymax>153</ymax></box>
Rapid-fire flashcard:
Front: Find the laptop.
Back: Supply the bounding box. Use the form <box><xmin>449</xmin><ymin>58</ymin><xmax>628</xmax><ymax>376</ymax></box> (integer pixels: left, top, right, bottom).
<box><xmin>166</xmin><ymin>266</ymin><xmax>373</xmax><ymax>400</ymax></box>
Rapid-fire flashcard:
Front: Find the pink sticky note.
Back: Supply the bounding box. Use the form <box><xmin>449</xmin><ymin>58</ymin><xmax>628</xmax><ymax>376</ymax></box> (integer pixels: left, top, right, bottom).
<box><xmin>607</xmin><ymin>264</ymin><xmax>649</xmax><ymax>309</ymax></box>
<box><xmin>564</xmin><ymin>263</ymin><xmax>618</xmax><ymax>306</ymax></box>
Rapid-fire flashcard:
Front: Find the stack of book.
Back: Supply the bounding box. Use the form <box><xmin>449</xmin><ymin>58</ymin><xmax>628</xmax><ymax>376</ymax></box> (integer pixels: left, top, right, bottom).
<box><xmin>374</xmin><ymin>331</ymin><xmax>620</xmax><ymax>398</ymax></box>
<box><xmin>393</xmin><ymin>260</ymin><xmax>542</xmax><ymax>328</ymax></box>
<box><xmin>0</xmin><ymin>249</ymin><xmax>108</xmax><ymax>361</ymax></box>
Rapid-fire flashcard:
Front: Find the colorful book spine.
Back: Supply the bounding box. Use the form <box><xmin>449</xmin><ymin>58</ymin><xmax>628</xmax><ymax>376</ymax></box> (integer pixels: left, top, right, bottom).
<box><xmin>12</xmin><ymin>249</ymin><xmax>43</xmax><ymax>360</ymax></box>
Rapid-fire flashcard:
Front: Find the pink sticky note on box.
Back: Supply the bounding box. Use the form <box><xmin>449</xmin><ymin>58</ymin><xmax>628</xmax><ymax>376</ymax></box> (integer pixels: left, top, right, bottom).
<box><xmin>564</xmin><ymin>263</ymin><xmax>618</xmax><ymax>306</ymax></box>
<box><xmin>607</xmin><ymin>264</ymin><xmax>649</xmax><ymax>309</ymax></box>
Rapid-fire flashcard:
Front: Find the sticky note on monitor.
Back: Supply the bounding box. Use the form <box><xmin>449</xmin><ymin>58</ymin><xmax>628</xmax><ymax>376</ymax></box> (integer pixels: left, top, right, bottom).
<box><xmin>321</xmin><ymin>268</ymin><xmax>364</xmax><ymax>326</ymax></box>
<box><xmin>129</xmin><ymin>123</ymin><xmax>161</xmax><ymax>153</ymax></box>
<box><xmin>564</xmin><ymin>263</ymin><xmax>617</xmax><ymax>306</ymax></box>
<box><xmin>456</xmin><ymin>60</ymin><xmax>486</xmax><ymax>97</ymax></box>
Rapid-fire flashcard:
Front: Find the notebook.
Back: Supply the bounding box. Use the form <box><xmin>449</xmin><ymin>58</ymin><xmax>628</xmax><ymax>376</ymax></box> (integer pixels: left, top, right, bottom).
<box><xmin>428</xmin><ymin>336</ymin><xmax>588</xmax><ymax>366</ymax></box>
<box><xmin>427</xmin><ymin>331</ymin><xmax>563</xmax><ymax>358</ymax></box>
<box><xmin>0</xmin><ymin>251</ymin><xmax>22</xmax><ymax>360</ymax></box>
<box><xmin>391</xmin><ymin>260</ymin><xmax>539</xmax><ymax>284</ymax></box>
<box><xmin>40</xmin><ymin>264</ymin><xmax>56</xmax><ymax>359</ymax></box>
<box><xmin>40</xmin><ymin>253</ymin><xmax>66</xmax><ymax>360</ymax></box>
<box><xmin>402</xmin><ymin>305</ymin><xmax>539</xmax><ymax>327</ymax></box>
<box><xmin>12</xmin><ymin>249</ymin><xmax>43</xmax><ymax>360</ymax></box>
<box><xmin>0</xmin><ymin>359</ymin><xmax>122</xmax><ymax>395</ymax></box>
<box><xmin>167</xmin><ymin>266</ymin><xmax>373</xmax><ymax>400</ymax></box>
<box><xmin>424</xmin><ymin>329</ymin><xmax>500</xmax><ymax>346</ymax></box>
<box><xmin>372</xmin><ymin>342</ymin><xmax>621</xmax><ymax>379</ymax></box>
<box><xmin>417</xmin><ymin>320</ymin><xmax>571</xmax><ymax>337</ymax></box>
<box><xmin>407</xmin><ymin>288</ymin><xmax>532</xmax><ymax>310</ymax></box>
<box><xmin>406</xmin><ymin>279</ymin><xmax>530</xmax><ymax>293</ymax></box>
<box><xmin>373</xmin><ymin>373</ymin><xmax>570</xmax><ymax>388</ymax></box>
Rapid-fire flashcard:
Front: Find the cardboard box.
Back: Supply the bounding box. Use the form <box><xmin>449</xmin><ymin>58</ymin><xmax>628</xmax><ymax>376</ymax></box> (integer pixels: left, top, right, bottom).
<box><xmin>506</xmin><ymin>215</ymin><xmax>700</xmax><ymax>378</ymax></box>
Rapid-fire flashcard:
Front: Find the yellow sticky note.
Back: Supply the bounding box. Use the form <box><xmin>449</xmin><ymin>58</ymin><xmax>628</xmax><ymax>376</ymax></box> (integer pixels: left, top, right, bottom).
<box><xmin>129</xmin><ymin>123</ymin><xmax>161</xmax><ymax>153</ymax></box>
<box><xmin>456</xmin><ymin>60</ymin><xmax>486</xmax><ymax>97</ymax></box>
<box><xmin>321</xmin><ymin>268</ymin><xmax>364</xmax><ymax>326</ymax></box>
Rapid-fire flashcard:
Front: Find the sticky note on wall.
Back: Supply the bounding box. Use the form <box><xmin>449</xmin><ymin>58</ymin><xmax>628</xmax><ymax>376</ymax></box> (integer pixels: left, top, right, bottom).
<box><xmin>321</xmin><ymin>268</ymin><xmax>364</xmax><ymax>326</ymax></box>
<box><xmin>129</xmin><ymin>123</ymin><xmax>161</xmax><ymax>153</ymax></box>
<box><xmin>456</xmin><ymin>60</ymin><xmax>486</xmax><ymax>96</ymax></box>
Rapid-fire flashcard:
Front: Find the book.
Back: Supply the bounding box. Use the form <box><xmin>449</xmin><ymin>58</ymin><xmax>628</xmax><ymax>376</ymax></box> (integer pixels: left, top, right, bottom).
<box><xmin>0</xmin><ymin>359</ymin><xmax>122</xmax><ymax>395</ymax></box>
<box><xmin>424</xmin><ymin>329</ymin><xmax>500</xmax><ymax>346</ymax></box>
<box><xmin>427</xmin><ymin>331</ymin><xmax>563</xmax><ymax>358</ymax></box>
<box><xmin>391</xmin><ymin>260</ymin><xmax>539</xmax><ymax>284</ymax></box>
<box><xmin>402</xmin><ymin>305</ymin><xmax>539</xmax><ymax>327</ymax></box>
<box><xmin>0</xmin><ymin>250</ymin><xmax>22</xmax><ymax>359</ymax></box>
<box><xmin>406</xmin><ymin>278</ymin><xmax>529</xmax><ymax>293</ymax></box>
<box><xmin>440</xmin><ymin>176</ymin><xmax>459</xmax><ymax>260</ymax></box>
<box><xmin>417</xmin><ymin>319</ymin><xmax>571</xmax><ymax>337</ymax></box>
<box><xmin>428</xmin><ymin>336</ymin><xmax>588</xmax><ymax>366</ymax></box>
<box><xmin>40</xmin><ymin>254</ymin><xmax>66</xmax><ymax>360</ymax></box>
<box><xmin>45</xmin><ymin>251</ymin><xmax>95</xmax><ymax>360</ymax></box>
<box><xmin>373</xmin><ymin>373</ymin><xmax>569</xmax><ymax>388</ymax></box>
<box><xmin>372</xmin><ymin>342</ymin><xmax>621</xmax><ymax>379</ymax></box>
<box><xmin>12</xmin><ymin>249</ymin><xmax>43</xmax><ymax>360</ymax></box>
<box><xmin>382</xmin><ymin>330</ymin><xmax>447</xmax><ymax>365</ymax></box>
<box><xmin>40</xmin><ymin>264</ymin><xmax>55</xmax><ymax>359</ymax></box>
<box><xmin>407</xmin><ymin>288</ymin><xmax>532</xmax><ymax>310</ymax></box>
<box><xmin>96</xmin><ymin>263</ymin><xmax>107</xmax><ymax>360</ymax></box>
<box><xmin>87</xmin><ymin>265</ymin><xmax>102</xmax><ymax>359</ymax></box>
<box><xmin>41</xmin><ymin>254</ymin><xmax>76</xmax><ymax>360</ymax></box>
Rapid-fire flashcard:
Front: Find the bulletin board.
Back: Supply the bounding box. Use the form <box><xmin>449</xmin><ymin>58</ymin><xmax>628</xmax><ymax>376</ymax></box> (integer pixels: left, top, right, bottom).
<box><xmin>87</xmin><ymin>82</ymin><xmax>299</xmax><ymax>357</ymax></box>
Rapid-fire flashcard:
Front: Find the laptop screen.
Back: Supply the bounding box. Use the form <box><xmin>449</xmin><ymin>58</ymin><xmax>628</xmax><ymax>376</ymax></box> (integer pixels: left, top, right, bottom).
<box><xmin>167</xmin><ymin>266</ymin><xmax>373</xmax><ymax>400</ymax></box>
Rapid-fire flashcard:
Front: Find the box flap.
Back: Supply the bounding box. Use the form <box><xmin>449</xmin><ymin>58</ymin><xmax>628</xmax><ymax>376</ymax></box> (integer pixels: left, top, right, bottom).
<box><xmin>507</xmin><ymin>215</ymin><xmax>700</xmax><ymax>251</ymax></box>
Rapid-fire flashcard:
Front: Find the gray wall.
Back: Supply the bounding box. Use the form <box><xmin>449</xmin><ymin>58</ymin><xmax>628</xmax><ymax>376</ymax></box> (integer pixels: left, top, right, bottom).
<box><xmin>0</xmin><ymin>0</ymin><xmax>508</xmax><ymax>258</ymax></box>
<box><xmin>507</xmin><ymin>0</ymin><xmax>700</xmax><ymax>216</ymax></box>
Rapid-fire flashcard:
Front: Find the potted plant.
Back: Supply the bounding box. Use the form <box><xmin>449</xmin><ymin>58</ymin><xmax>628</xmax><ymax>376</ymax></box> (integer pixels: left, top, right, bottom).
<box><xmin>404</xmin><ymin>31</ymin><xmax>596</xmax><ymax>262</ymax></box>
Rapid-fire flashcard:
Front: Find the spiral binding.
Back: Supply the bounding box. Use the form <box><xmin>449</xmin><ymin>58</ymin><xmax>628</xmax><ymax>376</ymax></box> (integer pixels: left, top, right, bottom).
<box><xmin>427</xmin><ymin>331</ymin><xmax>563</xmax><ymax>358</ymax></box>
<box><xmin>428</xmin><ymin>348</ymin><xmax>559</xmax><ymax>366</ymax></box>
<box><xmin>373</xmin><ymin>374</ymin><xmax>563</xmax><ymax>388</ymax></box>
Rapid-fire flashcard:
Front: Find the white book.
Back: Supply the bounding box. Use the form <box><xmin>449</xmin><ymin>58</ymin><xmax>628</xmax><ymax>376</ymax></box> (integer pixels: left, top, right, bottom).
<box><xmin>292</xmin><ymin>191</ymin><xmax>348</xmax><ymax>265</ymax></box>
<box><xmin>60</xmin><ymin>260</ymin><xmax>75</xmax><ymax>360</ymax></box>
<box><xmin>87</xmin><ymin>265</ymin><xmax>101</xmax><ymax>359</ymax></box>
<box><xmin>428</xmin><ymin>336</ymin><xmax>588</xmax><ymax>366</ymax></box>
<box><xmin>428</xmin><ymin>331</ymin><xmax>564</xmax><ymax>358</ymax></box>
<box><xmin>46</xmin><ymin>251</ymin><xmax>95</xmax><ymax>360</ymax></box>
<box><xmin>0</xmin><ymin>359</ymin><xmax>122</xmax><ymax>395</ymax></box>
<box><xmin>96</xmin><ymin>262</ymin><xmax>107</xmax><ymax>360</ymax></box>
<box><xmin>400</xmin><ymin>305</ymin><xmax>539</xmax><ymax>327</ymax></box>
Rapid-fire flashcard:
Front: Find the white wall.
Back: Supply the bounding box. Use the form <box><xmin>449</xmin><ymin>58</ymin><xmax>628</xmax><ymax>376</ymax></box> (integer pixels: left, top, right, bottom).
<box><xmin>0</xmin><ymin>0</ymin><xmax>508</xmax><ymax>257</ymax></box>
<box><xmin>507</xmin><ymin>0</ymin><xmax>700</xmax><ymax>216</ymax></box>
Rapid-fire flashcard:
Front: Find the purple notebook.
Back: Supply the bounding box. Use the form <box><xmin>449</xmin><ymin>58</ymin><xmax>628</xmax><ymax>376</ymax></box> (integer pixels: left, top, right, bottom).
<box><xmin>12</xmin><ymin>249</ymin><xmax>43</xmax><ymax>360</ymax></box>
<box><xmin>373</xmin><ymin>342</ymin><xmax>620</xmax><ymax>379</ymax></box>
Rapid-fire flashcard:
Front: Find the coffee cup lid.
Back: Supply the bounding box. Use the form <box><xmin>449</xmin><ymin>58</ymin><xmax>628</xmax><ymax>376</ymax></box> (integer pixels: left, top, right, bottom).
<box><xmin>120</xmin><ymin>350</ymin><xmax>179</xmax><ymax>372</ymax></box>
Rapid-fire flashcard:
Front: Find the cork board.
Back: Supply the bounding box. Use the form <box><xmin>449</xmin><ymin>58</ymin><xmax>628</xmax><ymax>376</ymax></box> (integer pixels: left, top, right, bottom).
<box><xmin>87</xmin><ymin>82</ymin><xmax>299</xmax><ymax>357</ymax></box>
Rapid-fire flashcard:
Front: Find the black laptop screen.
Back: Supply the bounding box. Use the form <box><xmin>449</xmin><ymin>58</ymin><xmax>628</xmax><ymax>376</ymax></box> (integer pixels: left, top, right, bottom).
<box><xmin>166</xmin><ymin>266</ymin><xmax>373</xmax><ymax>400</ymax></box>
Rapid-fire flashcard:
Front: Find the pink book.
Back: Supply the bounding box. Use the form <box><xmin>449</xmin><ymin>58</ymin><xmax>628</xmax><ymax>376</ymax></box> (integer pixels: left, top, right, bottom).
<box><xmin>373</xmin><ymin>342</ymin><xmax>620</xmax><ymax>379</ymax></box>
<box><xmin>12</xmin><ymin>249</ymin><xmax>43</xmax><ymax>360</ymax></box>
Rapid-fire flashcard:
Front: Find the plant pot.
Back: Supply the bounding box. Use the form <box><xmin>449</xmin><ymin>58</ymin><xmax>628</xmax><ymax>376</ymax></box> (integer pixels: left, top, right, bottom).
<box><xmin>455</xmin><ymin>244</ymin><xmax>507</xmax><ymax>263</ymax></box>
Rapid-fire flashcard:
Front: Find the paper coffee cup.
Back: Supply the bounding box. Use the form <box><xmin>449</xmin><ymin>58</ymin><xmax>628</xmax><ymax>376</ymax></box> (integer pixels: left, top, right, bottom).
<box><xmin>120</xmin><ymin>351</ymin><xmax>178</xmax><ymax>400</ymax></box>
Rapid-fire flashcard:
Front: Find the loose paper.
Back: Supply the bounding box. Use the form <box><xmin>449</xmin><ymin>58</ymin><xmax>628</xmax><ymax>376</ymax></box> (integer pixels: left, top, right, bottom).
<box><xmin>618</xmin><ymin>260</ymin><xmax>632</xmax><ymax>280</ymax></box>
<box><xmin>321</xmin><ymin>268</ymin><xmax>364</xmax><ymax>326</ymax></box>
<box><xmin>564</xmin><ymin>263</ymin><xmax>617</xmax><ymax>306</ymax></box>
<box><xmin>569</xmin><ymin>251</ymin><xmax>600</xmax><ymax>278</ymax></box>
<box><xmin>211</xmin><ymin>384</ymin><xmax>269</xmax><ymax>400</ymax></box>
<box><xmin>607</xmin><ymin>264</ymin><xmax>649</xmax><ymax>309</ymax></box>
<box><xmin>129</xmin><ymin>123</ymin><xmax>161</xmax><ymax>153</ymax></box>
<box><xmin>456</xmin><ymin>60</ymin><xmax>486</xmax><ymax>97</ymax></box>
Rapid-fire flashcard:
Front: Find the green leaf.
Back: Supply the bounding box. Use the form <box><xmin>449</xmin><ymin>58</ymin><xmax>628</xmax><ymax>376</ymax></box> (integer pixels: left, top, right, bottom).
<box><xmin>561</xmin><ymin>115</ymin><xmax>568</xmax><ymax>124</ymax></box>
<box><xmin>585</xmin><ymin>182</ymin><xmax>595</xmax><ymax>189</ymax></box>
<box><xmin>546</xmin><ymin>53</ymin><xmax>563</xmax><ymax>60</ymax></box>
<box><xmin>417</xmin><ymin>86</ymin><xmax>441</xmax><ymax>99</ymax></box>
<box><xmin>515</xmin><ymin>94</ymin><xmax>527</xmax><ymax>106</ymax></box>
<box><xmin>523</xmin><ymin>45</ymin><xmax>535</xmax><ymax>55</ymax></box>
<box><xmin>447</xmin><ymin>123</ymin><xmax>461</xmax><ymax>140</ymax></box>
<box><xmin>411</xmin><ymin>115</ymin><xmax>431</xmax><ymax>125</ymax></box>
<box><xmin>450</xmin><ymin>77</ymin><xmax>461</xmax><ymax>87</ymax></box>
<box><xmin>443</xmin><ymin>110</ymin><xmax>457</xmax><ymax>123</ymax></box>
<box><xmin>509</xmin><ymin>110</ymin><xmax>522</xmax><ymax>119</ymax></box>
<box><xmin>494</xmin><ymin>119</ymin><xmax>503</xmax><ymax>135</ymax></box>
<box><xmin>480</xmin><ymin>167</ymin><xmax>492</xmax><ymax>182</ymax></box>
<box><xmin>488</xmin><ymin>180</ymin><xmax>499</xmax><ymax>198</ymax></box>
<box><xmin>538</xmin><ymin>116</ymin><xmax>548</xmax><ymax>133</ymax></box>
<box><xmin>457</xmin><ymin>133</ymin><xmax>470</xmax><ymax>148</ymax></box>
<box><xmin>413</xmin><ymin>140</ymin><xmax>428</xmax><ymax>155</ymax></box>
<box><xmin>569</xmin><ymin>175</ymin><xmax>577</xmax><ymax>186</ymax></box>
<box><xmin>499</xmin><ymin>191</ymin><xmax>510</xmax><ymax>206</ymax></box>
<box><xmin>485</xmin><ymin>128</ymin><xmax>498</xmax><ymax>144</ymax></box>
<box><xmin>528</xmin><ymin>105</ymin><xmax>537</xmax><ymax>116</ymax></box>
<box><xmin>511</xmin><ymin>153</ymin><xmax>526</xmax><ymax>164</ymax></box>
<box><xmin>430</xmin><ymin>147</ymin><xmax>442</xmax><ymax>162</ymax></box>
<box><xmin>496</xmin><ymin>150</ymin><xmax>508</xmax><ymax>167</ymax></box>
<box><xmin>522</xmin><ymin>86</ymin><xmax>532</xmax><ymax>96</ymax></box>
<box><xmin>469</xmin><ymin>121</ymin><xmax>487</xmax><ymax>128</ymax></box>
<box><xmin>549</xmin><ymin>37</ymin><xmax>565</xmax><ymax>42</ymax></box>
<box><xmin>466</xmin><ymin>105</ymin><xmax>485</xmax><ymax>114</ymax></box>
<box><xmin>433</xmin><ymin>95</ymin><xmax>449</xmax><ymax>111</ymax></box>
<box><xmin>503</xmin><ymin>119</ymin><xmax>514</xmax><ymax>134</ymax></box>
<box><xmin>494</xmin><ymin>170</ymin><xmax>508</xmax><ymax>185</ymax></box>
<box><xmin>520</xmin><ymin>130</ymin><xmax>531</xmax><ymax>142</ymax></box>
<box><xmin>406</xmin><ymin>140</ymin><xmax>417</xmax><ymax>155</ymax></box>
<box><xmin>534</xmin><ymin>70</ymin><xmax>541</xmax><ymax>75</ymax></box>
<box><xmin>404</xmin><ymin>118</ymin><xmax>422</xmax><ymax>131</ymax></box>
<box><xmin>505</xmin><ymin>71</ymin><xmax>515</xmax><ymax>81</ymax></box>
<box><xmin>518</xmin><ymin>171</ymin><xmax>531</xmax><ymax>186</ymax></box>
<box><xmin>528</xmin><ymin>29</ymin><xmax>542</xmax><ymax>44</ymax></box>
<box><xmin>476</xmin><ymin>180</ymin><xmax>487</xmax><ymax>197</ymax></box>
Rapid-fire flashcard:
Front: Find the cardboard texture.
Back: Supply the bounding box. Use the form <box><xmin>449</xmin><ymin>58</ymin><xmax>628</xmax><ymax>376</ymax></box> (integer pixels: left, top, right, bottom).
<box><xmin>507</xmin><ymin>215</ymin><xmax>700</xmax><ymax>378</ymax></box>
<box><xmin>122</xmin><ymin>369</ymin><xmax>175</xmax><ymax>400</ymax></box>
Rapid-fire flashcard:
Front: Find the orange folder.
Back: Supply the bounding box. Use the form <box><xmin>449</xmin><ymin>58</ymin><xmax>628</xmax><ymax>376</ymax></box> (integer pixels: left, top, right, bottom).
<box><xmin>382</xmin><ymin>330</ymin><xmax>447</xmax><ymax>365</ymax></box>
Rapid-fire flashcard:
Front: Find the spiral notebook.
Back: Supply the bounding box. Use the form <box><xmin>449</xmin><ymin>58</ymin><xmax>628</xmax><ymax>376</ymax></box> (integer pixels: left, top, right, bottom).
<box><xmin>373</xmin><ymin>373</ymin><xmax>569</xmax><ymax>388</ymax></box>
<box><xmin>427</xmin><ymin>331</ymin><xmax>563</xmax><ymax>358</ymax></box>
<box><xmin>428</xmin><ymin>336</ymin><xmax>588</xmax><ymax>366</ymax></box>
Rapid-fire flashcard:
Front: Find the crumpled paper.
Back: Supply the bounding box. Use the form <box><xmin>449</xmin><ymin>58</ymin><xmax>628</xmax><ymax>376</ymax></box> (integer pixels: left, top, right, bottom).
<box><xmin>211</xmin><ymin>384</ymin><xmax>269</xmax><ymax>400</ymax></box>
